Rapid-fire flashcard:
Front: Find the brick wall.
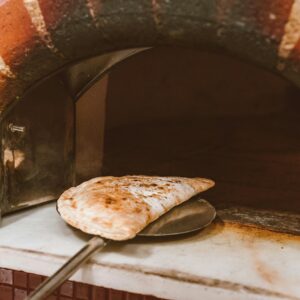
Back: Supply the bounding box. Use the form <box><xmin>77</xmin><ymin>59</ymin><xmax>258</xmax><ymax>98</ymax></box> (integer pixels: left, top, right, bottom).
<box><xmin>0</xmin><ymin>268</ymin><xmax>163</xmax><ymax>300</ymax></box>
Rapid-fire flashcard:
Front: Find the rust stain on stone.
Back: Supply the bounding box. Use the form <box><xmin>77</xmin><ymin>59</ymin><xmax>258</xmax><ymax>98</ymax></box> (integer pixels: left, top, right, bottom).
<box><xmin>1</xmin><ymin>244</ymin><xmax>298</xmax><ymax>300</ymax></box>
<box><xmin>199</xmin><ymin>221</ymin><xmax>297</xmax><ymax>291</ymax></box>
<box><xmin>223</xmin><ymin>221</ymin><xmax>300</xmax><ymax>243</ymax></box>
<box><xmin>1</xmin><ymin>219</ymin><xmax>300</xmax><ymax>299</ymax></box>
<box><xmin>255</xmin><ymin>260</ymin><xmax>280</xmax><ymax>285</ymax></box>
<box><xmin>232</xmin><ymin>222</ymin><xmax>284</xmax><ymax>286</ymax></box>
<box><xmin>87</xmin><ymin>259</ymin><xmax>300</xmax><ymax>300</ymax></box>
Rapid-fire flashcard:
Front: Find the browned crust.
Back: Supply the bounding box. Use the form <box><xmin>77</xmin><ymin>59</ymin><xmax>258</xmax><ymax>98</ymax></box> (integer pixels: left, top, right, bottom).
<box><xmin>57</xmin><ymin>175</ymin><xmax>214</xmax><ymax>240</ymax></box>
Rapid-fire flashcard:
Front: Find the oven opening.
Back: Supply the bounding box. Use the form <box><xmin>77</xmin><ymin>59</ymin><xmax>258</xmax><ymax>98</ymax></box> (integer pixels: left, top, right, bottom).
<box><xmin>4</xmin><ymin>46</ymin><xmax>300</xmax><ymax>234</ymax></box>
<box><xmin>88</xmin><ymin>47</ymin><xmax>300</xmax><ymax>233</ymax></box>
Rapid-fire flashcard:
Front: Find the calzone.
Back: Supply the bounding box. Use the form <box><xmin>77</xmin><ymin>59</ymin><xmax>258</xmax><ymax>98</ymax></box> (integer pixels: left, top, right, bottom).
<box><xmin>57</xmin><ymin>175</ymin><xmax>214</xmax><ymax>240</ymax></box>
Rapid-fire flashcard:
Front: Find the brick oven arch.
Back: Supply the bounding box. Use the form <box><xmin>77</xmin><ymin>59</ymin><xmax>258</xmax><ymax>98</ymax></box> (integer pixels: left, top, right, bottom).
<box><xmin>0</xmin><ymin>0</ymin><xmax>299</xmax><ymax>115</ymax></box>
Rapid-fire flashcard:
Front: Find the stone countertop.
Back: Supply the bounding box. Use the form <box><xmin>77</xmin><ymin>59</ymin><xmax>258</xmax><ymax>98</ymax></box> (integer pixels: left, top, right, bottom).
<box><xmin>0</xmin><ymin>202</ymin><xmax>299</xmax><ymax>300</ymax></box>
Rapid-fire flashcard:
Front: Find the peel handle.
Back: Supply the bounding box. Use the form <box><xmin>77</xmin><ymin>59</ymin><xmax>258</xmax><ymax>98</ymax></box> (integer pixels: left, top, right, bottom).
<box><xmin>27</xmin><ymin>236</ymin><xmax>107</xmax><ymax>300</ymax></box>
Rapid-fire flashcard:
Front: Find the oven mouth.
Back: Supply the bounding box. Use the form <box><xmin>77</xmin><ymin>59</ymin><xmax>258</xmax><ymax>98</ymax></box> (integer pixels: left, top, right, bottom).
<box><xmin>98</xmin><ymin>47</ymin><xmax>300</xmax><ymax>235</ymax></box>
<box><xmin>2</xmin><ymin>46</ymin><xmax>300</xmax><ymax>236</ymax></box>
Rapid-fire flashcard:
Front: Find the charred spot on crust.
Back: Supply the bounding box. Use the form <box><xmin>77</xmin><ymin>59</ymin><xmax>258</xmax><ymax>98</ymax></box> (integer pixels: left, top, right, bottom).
<box><xmin>138</xmin><ymin>182</ymin><xmax>159</xmax><ymax>188</ymax></box>
<box><xmin>139</xmin><ymin>183</ymin><xmax>148</xmax><ymax>187</ymax></box>
<box><xmin>96</xmin><ymin>179</ymin><xmax>108</xmax><ymax>184</ymax></box>
<box><xmin>104</xmin><ymin>196</ymin><xmax>116</xmax><ymax>205</ymax></box>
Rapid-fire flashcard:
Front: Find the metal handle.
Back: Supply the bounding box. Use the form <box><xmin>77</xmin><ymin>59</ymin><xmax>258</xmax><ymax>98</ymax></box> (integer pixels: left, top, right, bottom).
<box><xmin>27</xmin><ymin>236</ymin><xmax>107</xmax><ymax>300</ymax></box>
<box><xmin>8</xmin><ymin>123</ymin><xmax>26</xmax><ymax>133</ymax></box>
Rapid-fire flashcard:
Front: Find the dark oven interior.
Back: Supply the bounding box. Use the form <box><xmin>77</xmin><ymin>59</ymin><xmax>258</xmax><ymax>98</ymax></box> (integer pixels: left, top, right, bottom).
<box><xmin>100</xmin><ymin>47</ymin><xmax>300</xmax><ymax>234</ymax></box>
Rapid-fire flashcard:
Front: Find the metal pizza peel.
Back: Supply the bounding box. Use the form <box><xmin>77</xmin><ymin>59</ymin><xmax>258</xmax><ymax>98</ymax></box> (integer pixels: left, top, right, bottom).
<box><xmin>27</xmin><ymin>197</ymin><xmax>216</xmax><ymax>300</ymax></box>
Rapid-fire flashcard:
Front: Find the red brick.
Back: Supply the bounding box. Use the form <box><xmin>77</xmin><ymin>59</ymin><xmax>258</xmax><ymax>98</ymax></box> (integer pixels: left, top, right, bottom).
<box><xmin>28</xmin><ymin>274</ymin><xmax>43</xmax><ymax>289</ymax></box>
<box><xmin>14</xmin><ymin>288</ymin><xmax>27</xmax><ymax>300</ymax></box>
<box><xmin>92</xmin><ymin>286</ymin><xmax>106</xmax><ymax>300</ymax></box>
<box><xmin>75</xmin><ymin>282</ymin><xmax>90</xmax><ymax>299</ymax></box>
<box><xmin>0</xmin><ymin>285</ymin><xmax>13</xmax><ymax>300</ymax></box>
<box><xmin>109</xmin><ymin>289</ymin><xmax>124</xmax><ymax>300</ymax></box>
<box><xmin>59</xmin><ymin>297</ymin><xmax>72</xmax><ymax>300</ymax></box>
<box><xmin>46</xmin><ymin>295</ymin><xmax>57</xmax><ymax>300</ymax></box>
<box><xmin>126</xmin><ymin>292</ymin><xmax>144</xmax><ymax>300</ymax></box>
<box><xmin>0</xmin><ymin>269</ymin><xmax>13</xmax><ymax>285</ymax></box>
<box><xmin>60</xmin><ymin>280</ymin><xmax>73</xmax><ymax>297</ymax></box>
<box><xmin>39</xmin><ymin>276</ymin><xmax>58</xmax><ymax>295</ymax></box>
<box><xmin>13</xmin><ymin>271</ymin><xmax>27</xmax><ymax>288</ymax></box>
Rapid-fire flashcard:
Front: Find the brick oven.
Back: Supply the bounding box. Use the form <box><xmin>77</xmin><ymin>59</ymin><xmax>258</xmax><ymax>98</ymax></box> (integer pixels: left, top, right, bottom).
<box><xmin>0</xmin><ymin>1</ymin><xmax>300</xmax><ymax>300</ymax></box>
